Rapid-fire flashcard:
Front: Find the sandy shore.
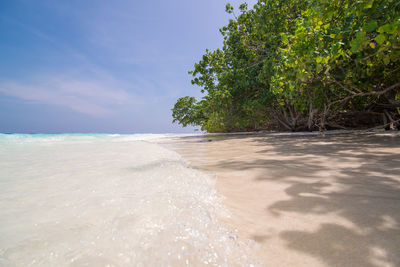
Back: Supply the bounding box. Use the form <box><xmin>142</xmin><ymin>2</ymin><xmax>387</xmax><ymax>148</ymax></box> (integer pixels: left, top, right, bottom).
<box><xmin>160</xmin><ymin>131</ymin><xmax>400</xmax><ymax>267</ymax></box>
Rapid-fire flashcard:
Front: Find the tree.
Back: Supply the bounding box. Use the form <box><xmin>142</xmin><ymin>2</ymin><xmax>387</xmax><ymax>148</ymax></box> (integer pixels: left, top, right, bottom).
<box><xmin>172</xmin><ymin>0</ymin><xmax>400</xmax><ymax>132</ymax></box>
<box><xmin>172</xmin><ymin>96</ymin><xmax>206</xmax><ymax>128</ymax></box>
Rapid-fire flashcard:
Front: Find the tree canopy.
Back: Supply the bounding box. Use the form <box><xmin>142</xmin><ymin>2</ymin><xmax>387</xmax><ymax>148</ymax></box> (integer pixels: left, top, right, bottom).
<box><xmin>172</xmin><ymin>0</ymin><xmax>400</xmax><ymax>132</ymax></box>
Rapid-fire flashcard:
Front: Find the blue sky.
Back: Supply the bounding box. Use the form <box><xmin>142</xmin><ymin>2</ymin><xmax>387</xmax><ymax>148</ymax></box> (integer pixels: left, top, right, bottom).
<box><xmin>0</xmin><ymin>0</ymin><xmax>257</xmax><ymax>133</ymax></box>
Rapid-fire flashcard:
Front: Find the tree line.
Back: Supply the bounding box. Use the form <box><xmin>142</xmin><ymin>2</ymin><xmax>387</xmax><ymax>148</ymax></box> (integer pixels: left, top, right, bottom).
<box><xmin>172</xmin><ymin>0</ymin><xmax>400</xmax><ymax>132</ymax></box>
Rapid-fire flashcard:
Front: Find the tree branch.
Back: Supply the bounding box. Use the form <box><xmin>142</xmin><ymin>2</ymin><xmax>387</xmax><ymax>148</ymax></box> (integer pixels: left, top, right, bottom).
<box><xmin>330</xmin><ymin>81</ymin><xmax>400</xmax><ymax>107</ymax></box>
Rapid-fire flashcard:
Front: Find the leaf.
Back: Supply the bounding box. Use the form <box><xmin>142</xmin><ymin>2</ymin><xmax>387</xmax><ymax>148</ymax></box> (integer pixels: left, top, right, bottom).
<box><xmin>225</xmin><ymin>3</ymin><xmax>233</xmax><ymax>14</ymax></box>
<box><xmin>365</xmin><ymin>0</ymin><xmax>374</xmax><ymax>9</ymax></box>
<box><xmin>382</xmin><ymin>23</ymin><xmax>395</xmax><ymax>34</ymax></box>
<box><xmin>351</xmin><ymin>40</ymin><xmax>362</xmax><ymax>53</ymax></box>
<box><xmin>369</xmin><ymin>42</ymin><xmax>376</xmax><ymax>49</ymax></box>
<box><xmin>364</xmin><ymin>20</ymin><xmax>378</xmax><ymax>33</ymax></box>
<box><xmin>356</xmin><ymin>31</ymin><xmax>365</xmax><ymax>40</ymax></box>
<box><xmin>383</xmin><ymin>55</ymin><xmax>390</xmax><ymax>65</ymax></box>
<box><xmin>239</xmin><ymin>3</ymin><xmax>248</xmax><ymax>12</ymax></box>
<box><xmin>375</xmin><ymin>34</ymin><xmax>386</xmax><ymax>44</ymax></box>
<box><xmin>378</xmin><ymin>24</ymin><xmax>395</xmax><ymax>34</ymax></box>
<box><xmin>280</xmin><ymin>33</ymin><xmax>288</xmax><ymax>44</ymax></box>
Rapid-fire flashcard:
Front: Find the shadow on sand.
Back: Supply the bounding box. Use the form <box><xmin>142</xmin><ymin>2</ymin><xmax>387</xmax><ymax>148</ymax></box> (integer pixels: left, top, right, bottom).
<box><xmin>184</xmin><ymin>133</ymin><xmax>400</xmax><ymax>266</ymax></box>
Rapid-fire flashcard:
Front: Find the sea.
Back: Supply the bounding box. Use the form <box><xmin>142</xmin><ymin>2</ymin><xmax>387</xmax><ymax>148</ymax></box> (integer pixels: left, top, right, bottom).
<box><xmin>0</xmin><ymin>133</ymin><xmax>257</xmax><ymax>266</ymax></box>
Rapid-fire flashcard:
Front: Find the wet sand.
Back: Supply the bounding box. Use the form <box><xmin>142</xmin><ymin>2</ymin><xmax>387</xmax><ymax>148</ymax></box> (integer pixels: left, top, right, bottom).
<box><xmin>160</xmin><ymin>132</ymin><xmax>400</xmax><ymax>267</ymax></box>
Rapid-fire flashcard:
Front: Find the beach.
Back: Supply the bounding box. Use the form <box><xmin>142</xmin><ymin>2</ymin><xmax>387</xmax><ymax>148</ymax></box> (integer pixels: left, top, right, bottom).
<box><xmin>0</xmin><ymin>134</ymin><xmax>258</xmax><ymax>266</ymax></box>
<box><xmin>3</xmin><ymin>0</ymin><xmax>399</xmax><ymax>266</ymax></box>
<box><xmin>160</xmin><ymin>131</ymin><xmax>400</xmax><ymax>267</ymax></box>
<box><xmin>1</xmin><ymin>132</ymin><xmax>399</xmax><ymax>266</ymax></box>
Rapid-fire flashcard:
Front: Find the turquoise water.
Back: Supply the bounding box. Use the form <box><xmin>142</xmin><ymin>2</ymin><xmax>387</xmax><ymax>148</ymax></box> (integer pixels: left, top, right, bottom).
<box><xmin>0</xmin><ymin>133</ymin><xmax>175</xmax><ymax>143</ymax></box>
<box><xmin>0</xmin><ymin>134</ymin><xmax>257</xmax><ymax>266</ymax></box>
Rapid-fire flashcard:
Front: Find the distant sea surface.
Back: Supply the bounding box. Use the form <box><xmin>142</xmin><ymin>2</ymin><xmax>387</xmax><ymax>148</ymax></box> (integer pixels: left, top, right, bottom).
<box><xmin>0</xmin><ymin>134</ymin><xmax>256</xmax><ymax>266</ymax></box>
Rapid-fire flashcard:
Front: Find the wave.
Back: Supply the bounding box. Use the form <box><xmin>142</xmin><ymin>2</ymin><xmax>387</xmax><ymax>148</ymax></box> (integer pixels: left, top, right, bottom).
<box><xmin>0</xmin><ymin>134</ymin><xmax>258</xmax><ymax>266</ymax></box>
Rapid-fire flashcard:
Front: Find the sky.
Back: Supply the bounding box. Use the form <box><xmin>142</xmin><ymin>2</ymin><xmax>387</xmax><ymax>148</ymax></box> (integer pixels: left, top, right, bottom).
<box><xmin>0</xmin><ymin>0</ymin><xmax>258</xmax><ymax>133</ymax></box>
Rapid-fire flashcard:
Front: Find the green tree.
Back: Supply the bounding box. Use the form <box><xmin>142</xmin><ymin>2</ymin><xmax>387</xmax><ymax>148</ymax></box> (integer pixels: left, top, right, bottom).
<box><xmin>172</xmin><ymin>96</ymin><xmax>206</xmax><ymax>127</ymax></box>
<box><xmin>172</xmin><ymin>0</ymin><xmax>400</xmax><ymax>132</ymax></box>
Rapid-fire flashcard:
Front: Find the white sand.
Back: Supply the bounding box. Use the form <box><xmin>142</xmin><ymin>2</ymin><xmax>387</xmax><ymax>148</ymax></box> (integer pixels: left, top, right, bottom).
<box><xmin>0</xmin><ymin>135</ymin><xmax>257</xmax><ymax>266</ymax></box>
<box><xmin>161</xmin><ymin>132</ymin><xmax>400</xmax><ymax>267</ymax></box>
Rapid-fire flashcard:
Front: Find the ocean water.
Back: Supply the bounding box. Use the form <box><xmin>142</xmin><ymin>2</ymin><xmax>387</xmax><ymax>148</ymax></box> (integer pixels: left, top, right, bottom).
<box><xmin>0</xmin><ymin>134</ymin><xmax>257</xmax><ymax>266</ymax></box>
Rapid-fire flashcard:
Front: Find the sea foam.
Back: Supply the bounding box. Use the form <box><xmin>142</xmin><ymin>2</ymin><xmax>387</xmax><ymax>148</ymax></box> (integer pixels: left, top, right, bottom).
<box><xmin>0</xmin><ymin>134</ymin><xmax>257</xmax><ymax>266</ymax></box>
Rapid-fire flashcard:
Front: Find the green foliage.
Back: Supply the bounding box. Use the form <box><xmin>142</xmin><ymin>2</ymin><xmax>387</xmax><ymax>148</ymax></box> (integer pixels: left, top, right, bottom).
<box><xmin>171</xmin><ymin>96</ymin><xmax>205</xmax><ymax>127</ymax></box>
<box><xmin>172</xmin><ymin>0</ymin><xmax>400</xmax><ymax>132</ymax></box>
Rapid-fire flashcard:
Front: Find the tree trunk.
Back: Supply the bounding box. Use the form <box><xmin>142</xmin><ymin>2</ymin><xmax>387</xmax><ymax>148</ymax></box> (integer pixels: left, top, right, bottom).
<box><xmin>384</xmin><ymin>109</ymin><xmax>397</xmax><ymax>130</ymax></box>
<box><xmin>308</xmin><ymin>102</ymin><xmax>314</xmax><ymax>131</ymax></box>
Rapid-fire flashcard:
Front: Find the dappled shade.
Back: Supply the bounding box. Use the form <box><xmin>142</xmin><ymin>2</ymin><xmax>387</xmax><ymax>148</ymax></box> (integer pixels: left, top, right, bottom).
<box><xmin>164</xmin><ymin>133</ymin><xmax>400</xmax><ymax>266</ymax></box>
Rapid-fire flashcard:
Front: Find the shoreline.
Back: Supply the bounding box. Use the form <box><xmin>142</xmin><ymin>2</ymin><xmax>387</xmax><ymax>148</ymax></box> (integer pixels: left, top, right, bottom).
<box><xmin>192</xmin><ymin>128</ymin><xmax>398</xmax><ymax>137</ymax></box>
<box><xmin>159</xmin><ymin>131</ymin><xmax>400</xmax><ymax>266</ymax></box>
<box><xmin>0</xmin><ymin>134</ymin><xmax>260</xmax><ymax>266</ymax></box>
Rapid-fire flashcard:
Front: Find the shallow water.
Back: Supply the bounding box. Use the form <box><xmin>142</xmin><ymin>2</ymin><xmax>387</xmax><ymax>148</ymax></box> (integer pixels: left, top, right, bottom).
<box><xmin>0</xmin><ymin>134</ymin><xmax>257</xmax><ymax>266</ymax></box>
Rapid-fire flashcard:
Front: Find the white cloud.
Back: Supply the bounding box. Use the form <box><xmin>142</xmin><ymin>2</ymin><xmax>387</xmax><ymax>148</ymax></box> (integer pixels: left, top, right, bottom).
<box><xmin>0</xmin><ymin>75</ymin><xmax>135</xmax><ymax>117</ymax></box>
